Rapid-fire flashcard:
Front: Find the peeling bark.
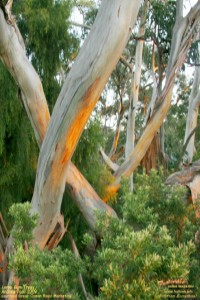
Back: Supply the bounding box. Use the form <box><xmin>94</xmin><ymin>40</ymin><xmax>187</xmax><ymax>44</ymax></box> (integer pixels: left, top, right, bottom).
<box><xmin>46</xmin><ymin>216</ymin><xmax>69</xmax><ymax>251</ymax></box>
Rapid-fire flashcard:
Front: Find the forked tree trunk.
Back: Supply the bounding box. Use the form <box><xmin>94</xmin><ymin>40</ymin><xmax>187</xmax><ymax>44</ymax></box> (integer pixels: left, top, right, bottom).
<box><xmin>183</xmin><ymin>66</ymin><xmax>200</xmax><ymax>164</ymax></box>
<box><xmin>105</xmin><ymin>0</ymin><xmax>200</xmax><ymax>198</ymax></box>
<box><xmin>20</xmin><ymin>0</ymin><xmax>140</xmax><ymax>248</ymax></box>
<box><xmin>0</xmin><ymin>5</ymin><xmax>117</xmax><ymax>242</ymax></box>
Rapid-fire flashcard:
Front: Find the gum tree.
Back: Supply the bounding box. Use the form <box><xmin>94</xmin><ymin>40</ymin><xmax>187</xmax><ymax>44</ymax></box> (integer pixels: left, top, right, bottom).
<box><xmin>0</xmin><ymin>0</ymin><xmax>141</xmax><ymax>249</ymax></box>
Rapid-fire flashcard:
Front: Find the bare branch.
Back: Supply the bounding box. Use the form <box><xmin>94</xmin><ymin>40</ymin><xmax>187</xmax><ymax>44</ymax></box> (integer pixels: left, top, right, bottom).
<box><xmin>119</xmin><ymin>56</ymin><xmax>133</xmax><ymax>71</ymax></box>
<box><xmin>69</xmin><ymin>20</ymin><xmax>91</xmax><ymax>30</ymax></box>
<box><xmin>99</xmin><ymin>147</ymin><xmax>119</xmax><ymax>172</ymax></box>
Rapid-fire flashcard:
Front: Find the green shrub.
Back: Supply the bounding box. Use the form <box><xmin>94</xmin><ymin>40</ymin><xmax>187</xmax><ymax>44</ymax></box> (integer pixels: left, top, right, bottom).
<box><xmin>6</xmin><ymin>170</ymin><xmax>200</xmax><ymax>299</ymax></box>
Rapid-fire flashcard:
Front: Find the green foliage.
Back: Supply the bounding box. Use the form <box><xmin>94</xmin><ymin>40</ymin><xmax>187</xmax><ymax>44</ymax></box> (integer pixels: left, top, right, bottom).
<box><xmin>115</xmin><ymin>171</ymin><xmax>200</xmax><ymax>296</ymax></box>
<box><xmin>9</xmin><ymin>202</ymin><xmax>38</xmax><ymax>247</ymax></box>
<box><xmin>93</xmin><ymin>216</ymin><xmax>194</xmax><ymax>300</ymax></box>
<box><xmin>8</xmin><ymin>203</ymin><xmax>85</xmax><ymax>299</ymax></box>
<box><xmin>72</xmin><ymin>118</ymin><xmax>113</xmax><ymax>198</ymax></box>
<box><xmin>122</xmin><ymin>170</ymin><xmax>199</xmax><ymax>244</ymax></box>
<box><xmin>76</xmin><ymin>0</ymin><xmax>95</xmax><ymax>7</ymax></box>
<box><xmin>84</xmin><ymin>171</ymin><xmax>200</xmax><ymax>299</ymax></box>
<box><xmin>7</xmin><ymin>172</ymin><xmax>200</xmax><ymax>299</ymax></box>
<box><xmin>146</xmin><ymin>0</ymin><xmax>176</xmax><ymax>64</ymax></box>
<box><xmin>186</xmin><ymin>40</ymin><xmax>200</xmax><ymax>66</ymax></box>
<box><xmin>9</xmin><ymin>246</ymin><xmax>83</xmax><ymax>299</ymax></box>
<box><xmin>0</xmin><ymin>64</ymin><xmax>38</xmax><ymax>227</ymax></box>
<box><xmin>13</xmin><ymin>0</ymin><xmax>79</xmax><ymax>109</ymax></box>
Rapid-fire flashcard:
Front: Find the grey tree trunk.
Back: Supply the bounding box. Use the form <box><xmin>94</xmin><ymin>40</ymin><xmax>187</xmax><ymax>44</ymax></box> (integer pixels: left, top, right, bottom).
<box><xmin>1</xmin><ymin>0</ymin><xmax>143</xmax><ymax>248</ymax></box>
<box><xmin>30</xmin><ymin>0</ymin><xmax>141</xmax><ymax>248</ymax></box>
<box><xmin>1</xmin><ymin>0</ymin><xmax>141</xmax><ymax>248</ymax></box>
<box><xmin>0</xmin><ymin>6</ymin><xmax>117</xmax><ymax>238</ymax></box>
<box><xmin>125</xmin><ymin>0</ymin><xmax>148</xmax><ymax>191</ymax></box>
<box><xmin>183</xmin><ymin>66</ymin><xmax>200</xmax><ymax>164</ymax></box>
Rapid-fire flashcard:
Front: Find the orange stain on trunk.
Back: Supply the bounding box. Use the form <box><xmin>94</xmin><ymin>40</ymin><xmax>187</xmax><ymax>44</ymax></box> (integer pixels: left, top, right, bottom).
<box><xmin>50</xmin><ymin>78</ymin><xmax>101</xmax><ymax>186</ymax></box>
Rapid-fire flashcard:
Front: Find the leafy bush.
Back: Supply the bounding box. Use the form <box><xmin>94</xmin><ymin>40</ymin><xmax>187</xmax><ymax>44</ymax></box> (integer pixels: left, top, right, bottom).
<box><xmin>6</xmin><ymin>171</ymin><xmax>200</xmax><ymax>299</ymax></box>
<box><xmin>92</xmin><ymin>215</ymin><xmax>195</xmax><ymax>300</ymax></box>
<box><xmin>8</xmin><ymin>203</ymin><xmax>85</xmax><ymax>299</ymax></box>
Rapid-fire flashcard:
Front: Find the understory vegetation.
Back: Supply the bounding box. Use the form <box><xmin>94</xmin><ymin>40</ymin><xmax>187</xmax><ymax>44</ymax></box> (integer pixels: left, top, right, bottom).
<box><xmin>8</xmin><ymin>171</ymin><xmax>200</xmax><ymax>299</ymax></box>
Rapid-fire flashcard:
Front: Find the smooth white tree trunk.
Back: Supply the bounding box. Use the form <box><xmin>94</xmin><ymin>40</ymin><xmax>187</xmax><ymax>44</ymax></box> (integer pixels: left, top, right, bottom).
<box><xmin>183</xmin><ymin>66</ymin><xmax>200</xmax><ymax>164</ymax></box>
<box><xmin>0</xmin><ymin>2</ymin><xmax>126</xmax><ymax>247</ymax></box>
<box><xmin>125</xmin><ymin>1</ymin><xmax>148</xmax><ymax>191</ymax></box>
<box><xmin>29</xmin><ymin>0</ymin><xmax>141</xmax><ymax>248</ymax></box>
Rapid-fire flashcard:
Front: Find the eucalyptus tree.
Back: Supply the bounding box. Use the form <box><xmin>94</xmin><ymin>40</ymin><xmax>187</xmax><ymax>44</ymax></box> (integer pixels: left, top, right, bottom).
<box><xmin>0</xmin><ymin>0</ymin><xmax>141</xmax><ymax>249</ymax></box>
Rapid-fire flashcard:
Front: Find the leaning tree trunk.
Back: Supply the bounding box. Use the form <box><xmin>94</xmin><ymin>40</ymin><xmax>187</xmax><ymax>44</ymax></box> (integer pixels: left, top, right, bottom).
<box><xmin>105</xmin><ymin>0</ymin><xmax>200</xmax><ymax>199</ymax></box>
<box><xmin>125</xmin><ymin>0</ymin><xmax>148</xmax><ymax>191</ymax></box>
<box><xmin>28</xmin><ymin>0</ymin><xmax>141</xmax><ymax>248</ymax></box>
<box><xmin>183</xmin><ymin>66</ymin><xmax>200</xmax><ymax>165</ymax></box>
<box><xmin>0</xmin><ymin>4</ymin><xmax>117</xmax><ymax>244</ymax></box>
